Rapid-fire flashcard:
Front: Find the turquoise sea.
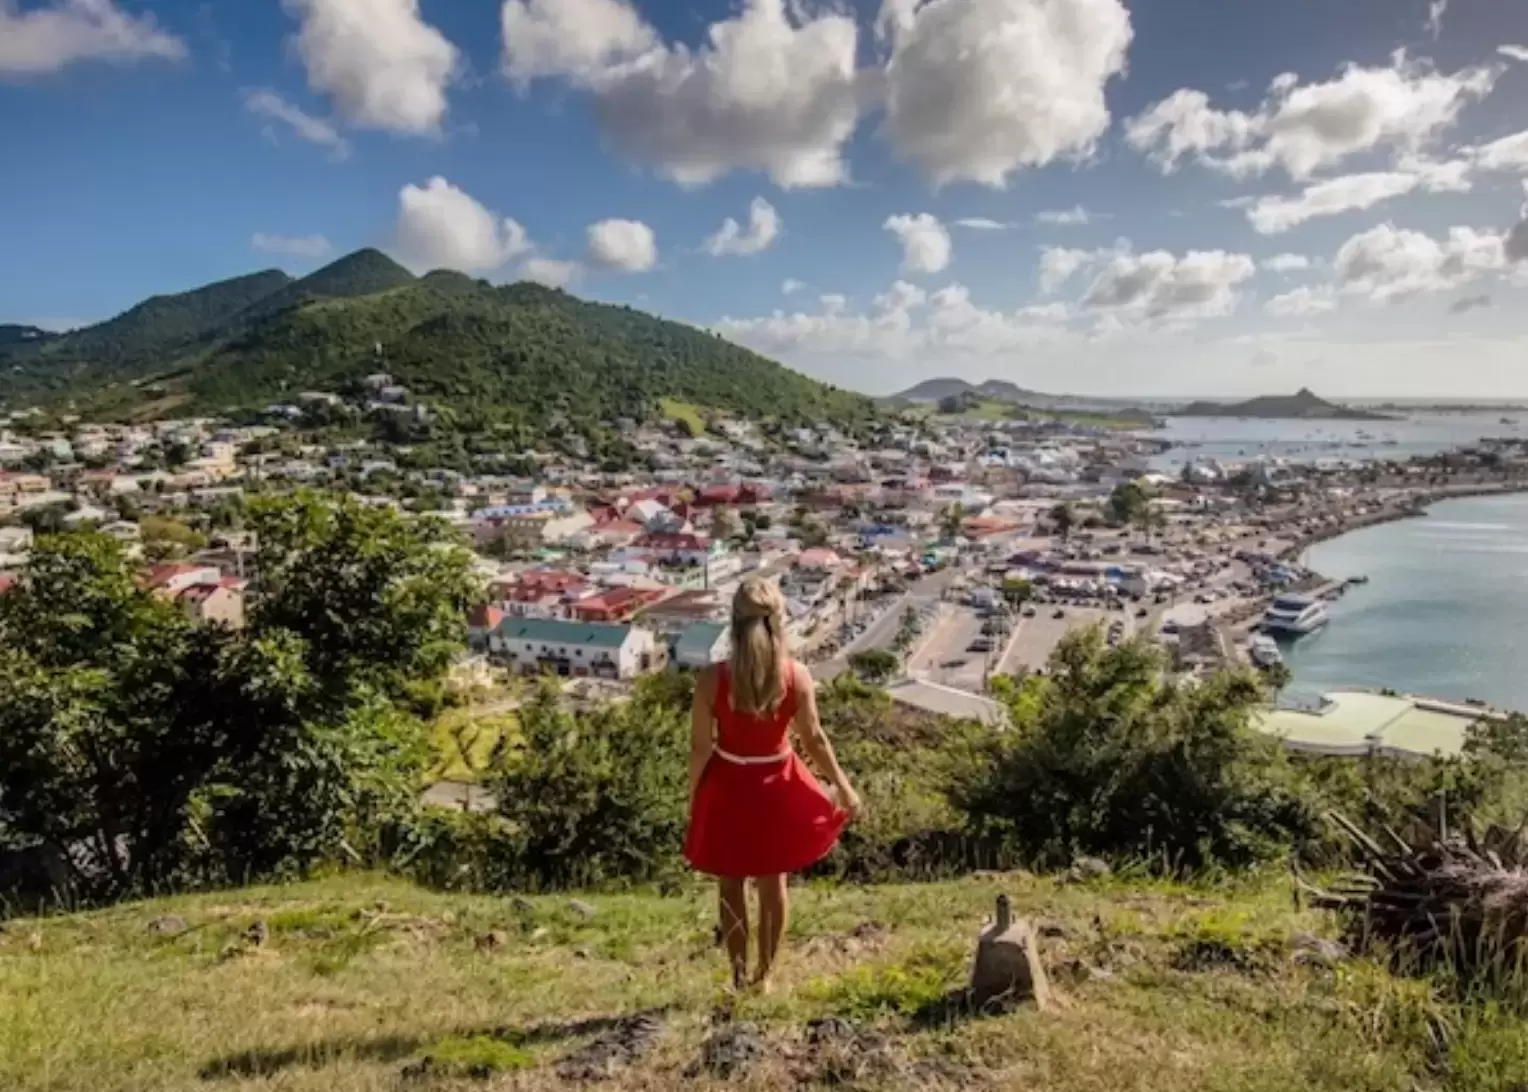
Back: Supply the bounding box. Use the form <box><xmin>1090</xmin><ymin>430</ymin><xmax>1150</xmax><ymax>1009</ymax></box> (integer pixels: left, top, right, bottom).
<box><xmin>1282</xmin><ymin>493</ymin><xmax>1528</xmax><ymax>713</ymax></box>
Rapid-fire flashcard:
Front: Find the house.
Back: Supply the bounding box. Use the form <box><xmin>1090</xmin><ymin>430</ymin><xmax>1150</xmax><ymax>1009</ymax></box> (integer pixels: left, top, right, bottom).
<box><xmin>565</xmin><ymin>585</ymin><xmax>667</xmax><ymax>623</ymax></box>
<box><xmin>671</xmin><ymin>621</ymin><xmax>730</xmax><ymax>670</ymax></box>
<box><xmin>466</xmin><ymin>604</ymin><xmax>505</xmax><ymax>652</ymax></box>
<box><xmin>795</xmin><ymin>547</ymin><xmax>842</xmax><ymax>571</ymax></box>
<box><xmin>175</xmin><ymin>581</ymin><xmax>246</xmax><ymax>628</ymax></box>
<box><xmin>490</xmin><ymin>569</ymin><xmax>590</xmax><ymax>617</ymax></box>
<box><xmin>621</xmin><ymin>532</ymin><xmax>718</xmax><ymax>568</ymax></box>
<box><xmin>489</xmin><ymin>617</ymin><xmax>663</xmax><ymax>679</ymax></box>
<box><xmin>144</xmin><ymin>563</ymin><xmax>223</xmax><ymax>595</ymax></box>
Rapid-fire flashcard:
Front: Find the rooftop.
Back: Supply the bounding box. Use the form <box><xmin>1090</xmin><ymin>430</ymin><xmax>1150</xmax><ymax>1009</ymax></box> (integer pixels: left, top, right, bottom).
<box><xmin>1254</xmin><ymin>690</ymin><xmax>1486</xmax><ymax>758</ymax></box>
<box><xmin>492</xmin><ymin>616</ymin><xmax>634</xmax><ymax>649</ymax></box>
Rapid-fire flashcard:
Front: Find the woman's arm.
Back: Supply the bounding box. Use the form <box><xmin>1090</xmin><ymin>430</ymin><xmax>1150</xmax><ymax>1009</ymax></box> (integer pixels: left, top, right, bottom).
<box><xmin>689</xmin><ymin>667</ymin><xmax>717</xmax><ymax>799</ymax></box>
<box><xmin>791</xmin><ymin>664</ymin><xmax>862</xmax><ymax>818</ymax></box>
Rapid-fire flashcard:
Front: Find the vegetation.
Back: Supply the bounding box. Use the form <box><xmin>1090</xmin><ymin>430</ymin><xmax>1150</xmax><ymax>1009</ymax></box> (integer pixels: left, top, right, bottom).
<box><xmin>847</xmin><ymin>647</ymin><xmax>900</xmax><ymax>682</ymax></box>
<box><xmin>0</xmin><ymin>250</ymin><xmax>875</xmax><ymax>446</ymax></box>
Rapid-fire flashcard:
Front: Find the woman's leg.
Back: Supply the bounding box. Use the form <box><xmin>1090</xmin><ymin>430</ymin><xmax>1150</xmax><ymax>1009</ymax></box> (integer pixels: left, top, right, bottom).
<box><xmin>718</xmin><ymin>877</ymin><xmax>749</xmax><ymax>988</ymax></box>
<box><xmin>753</xmin><ymin>873</ymin><xmax>789</xmax><ymax>987</ymax></box>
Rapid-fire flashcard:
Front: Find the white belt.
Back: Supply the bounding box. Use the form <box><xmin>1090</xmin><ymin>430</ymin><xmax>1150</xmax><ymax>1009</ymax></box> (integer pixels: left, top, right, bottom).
<box><xmin>714</xmin><ymin>747</ymin><xmax>790</xmax><ymax>766</ymax></box>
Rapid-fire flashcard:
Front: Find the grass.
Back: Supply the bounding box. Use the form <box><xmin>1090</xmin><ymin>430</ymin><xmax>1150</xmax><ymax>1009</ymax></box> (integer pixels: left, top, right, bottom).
<box><xmin>426</xmin><ymin>707</ymin><xmax>519</xmax><ymax>782</ymax></box>
<box><xmin>658</xmin><ymin>397</ymin><xmax>707</xmax><ymax>436</ymax></box>
<box><xmin>6</xmin><ymin>869</ymin><xmax>1524</xmax><ymax>1091</ymax></box>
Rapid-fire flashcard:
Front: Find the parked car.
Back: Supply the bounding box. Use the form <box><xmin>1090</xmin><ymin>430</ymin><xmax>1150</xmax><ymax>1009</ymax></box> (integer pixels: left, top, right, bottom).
<box><xmin>1052</xmin><ymin>608</ymin><xmax>1066</xmax><ymax>619</ymax></box>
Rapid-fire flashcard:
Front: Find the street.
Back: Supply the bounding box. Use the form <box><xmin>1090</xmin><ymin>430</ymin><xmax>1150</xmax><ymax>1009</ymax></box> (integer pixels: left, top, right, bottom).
<box><xmin>812</xmin><ymin>566</ymin><xmax>962</xmax><ymax>680</ymax></box>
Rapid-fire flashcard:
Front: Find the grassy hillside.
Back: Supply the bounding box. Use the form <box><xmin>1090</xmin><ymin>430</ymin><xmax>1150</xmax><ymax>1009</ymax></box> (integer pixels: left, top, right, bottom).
<box><xmin>0</xmin><ymin>250</ymin><xmax>872</xmax><ymax>436</ymax></box>
<box><xmin>4</xmin><ymin>869</ymin><xmax>1517</xmax><ymax>1092</ymax></box>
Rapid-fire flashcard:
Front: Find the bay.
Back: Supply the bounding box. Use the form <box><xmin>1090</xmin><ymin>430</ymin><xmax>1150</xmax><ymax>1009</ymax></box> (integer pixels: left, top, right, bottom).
<box><xmin>1281</xmin><ymin>492</ymin><xmax>1528</xmax><ymax>712</ymax></box>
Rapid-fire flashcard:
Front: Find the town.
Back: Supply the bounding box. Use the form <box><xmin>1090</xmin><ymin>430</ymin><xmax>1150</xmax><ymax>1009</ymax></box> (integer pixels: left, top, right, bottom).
<box><xmin>4</xmin><ymin>377</ymin><xmax>1525</xmax><ymax>737</ymax></box>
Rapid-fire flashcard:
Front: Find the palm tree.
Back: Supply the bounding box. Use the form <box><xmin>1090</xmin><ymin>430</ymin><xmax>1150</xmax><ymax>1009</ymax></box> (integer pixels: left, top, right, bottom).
<box><xmin>1050</xmin><ymin>502</ymin><xmax>1076</xmax><ymax>542</ymax></box>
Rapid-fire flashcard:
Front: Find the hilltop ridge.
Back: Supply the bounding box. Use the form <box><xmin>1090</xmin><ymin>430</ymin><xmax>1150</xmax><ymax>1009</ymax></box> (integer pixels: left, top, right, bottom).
<box><xmin>1177</xmin><ymin>388</ymin><xmax>1394</xmax><ymax>420</ymax></box>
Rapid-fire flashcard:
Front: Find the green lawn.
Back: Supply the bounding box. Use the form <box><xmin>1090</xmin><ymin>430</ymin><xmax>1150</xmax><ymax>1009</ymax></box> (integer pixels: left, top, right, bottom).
<box><xmin>427</xmin><ymin>708</ymin><xmax>519</xmax><ymax>783</ymax></box>
<box><xmin>659</xmin><ymin>398</ymin><xmax>707</xmax><ymax>436</ymax></box>
<box><xmin>4</xmin><ymin>870</ymin><xmax>1521</xmax><ymax>1091</ymax></box>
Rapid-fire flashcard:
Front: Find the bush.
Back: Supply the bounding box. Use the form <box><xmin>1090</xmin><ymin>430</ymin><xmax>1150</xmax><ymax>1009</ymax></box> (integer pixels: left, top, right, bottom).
<box><xmin>956</xmin><ymin>629</ymin><xmax>1318</xmax><ymax>873</ymax></box>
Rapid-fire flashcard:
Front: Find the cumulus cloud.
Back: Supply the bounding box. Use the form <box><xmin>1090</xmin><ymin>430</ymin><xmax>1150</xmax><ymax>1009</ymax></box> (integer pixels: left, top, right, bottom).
<box><xmin>1500</xmin><ymin>46</ymin><xmax>1528</xmax><ymax>63</ymax></box>
<box><xmin>1127</xmin><ymin>52</ymin><xmax>1500</xmax><ymax>181</ymax></box>
<box><xmin>252</xmin><ymin>232</ymin><xmax>334</xmax><ymax>259</ymax></box>
<box><xmin>0</xmin><ymin>0</ymin><xmax>186</xmax><ymax>77</ymax></box>
<box><xmin>1265</xmin><ymin>284</ymin><xmax>1336</xmax><ymax>316</ymax></box>
<box><xmin>880</xmin><ymin>0</ymin><xmax>1133</xmax><ymax>188</ymax></box>
<box><xmin>587</xmin><ymin>218</ymin><xmax>658</xmax><ymax>272</ymax></box>
<box><xmin>703</xmin><ymin>197</ymin><xmax>780</xmax><ymax>257</ymax></box>
<box><xmin>781</xmin><ymin>278</ymin><xmax>805</xmax><ymax>295</ymax></box>
<box><xmin>953</xmin><ymin>218</ymin><xmax>1016</xmax><ymax>231</ymax></box>
<box><xmin>284</xmin><ymin>0</ymin><xmax>458</xmax><ymax>135</ymax></box>
<box><xmin>1081</xmin><ymin>249</ymin><xmax>1256</xmax><ymax>323</ymax></box>
<box><xmin>1037</xmin><ymin>246</ymin><xmax>1102</xmax><ymax>295</ymax></box>
<box><xmin>520</xmin><ymin>257</ymin><xmax>581</xmax><ymax>288</ymax></box>
<box><xmin>1035</xmin><ymin>206</ymin><xmax>1093</xmax><ymax>226</ymax></box>
<box><xmin>503</xmin><ymin>0</ymin><xmax>860</xmax><ymax>189</ymax></box>
<box><xmin>242</xmin><ymin>88</ymin><xmax>351</xmax><ymax>159</ymax></box>
<box><xmin>884</xmin><ymin>213</ymin><xmax>952</xmax><ymax>274</ymax></box>
<box><xmin>1335</xmin><ymin>222</ymin><xmax>1507</xmax><ymax>302</ymax></box>
<box><xmin>1262</xmin><ymin>253</ymin><xmax>1311</xmax><ymax>273</ymax></box>
<box><xmin>393</xmin><ymin>177</ymin><xmax>532</xmax><ymax>274</ymax></box>
<box><xmin>1244</xmin><ymin>171</ymin><xmax>1424</xmax><ymax>234</ymax></box>
<box><xmin>1449</xmin><ymin>293</ymin><xmax>1491</xmax><ymax>314</ymax></box>
<box><xmin>1471</xmin><ymin>129</ymin><xmax>1528</xmax><ymax>172</ymax></box>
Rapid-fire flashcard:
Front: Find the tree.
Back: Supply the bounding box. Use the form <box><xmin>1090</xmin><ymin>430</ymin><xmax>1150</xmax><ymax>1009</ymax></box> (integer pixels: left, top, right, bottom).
<box><xmin>940</xmin><ymin>502</ymin><xmax>966</xmax><ymax>541</ymax></box>
<box><xmin>1108</xmin><ymin>481</ymin><xmax>1152</xmax><ymax>528</ymax></box>
<box><xmin>140</xmin><ymin>514</ymin><xmax>207</xmax><ymax>561</ymax></box>
<box><xmin>1001</xmin><ymin>577</ymin><xmax>1033</xmax><ymax>608</ymax></box>
<box><xmin>849</xmin><ymin>648</ymin><xmax>900</xmax><ymax>682</ymax></box>
<box><xmin>711</xmin><ymin>506</ymin><xmax>739</xmax><ymax>541</ymax></box>
<box><xmin>1049</xmin><ymin>502</ymin><xmax>1076</xmax><ymax>541</ymax></box>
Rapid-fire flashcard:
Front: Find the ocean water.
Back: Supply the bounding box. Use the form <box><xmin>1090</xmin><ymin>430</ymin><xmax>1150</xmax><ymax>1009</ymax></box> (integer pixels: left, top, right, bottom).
<box><xmin>1148</xmin><ymin>412</ymin><xmax>1517</xmax><ymax>472</ymax></box>
<box><xmin>1281</xmin><ymin>493</ymin><xmax>1528</xmax><ymax>712</ymax></box>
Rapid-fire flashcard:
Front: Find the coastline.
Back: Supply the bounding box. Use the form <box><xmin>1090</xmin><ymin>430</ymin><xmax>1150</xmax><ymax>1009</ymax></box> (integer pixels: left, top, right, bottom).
<box><xmin>1276</xmin><ymin>481</ymin><xmax>1528</xmax><ymax>563</ymax></box>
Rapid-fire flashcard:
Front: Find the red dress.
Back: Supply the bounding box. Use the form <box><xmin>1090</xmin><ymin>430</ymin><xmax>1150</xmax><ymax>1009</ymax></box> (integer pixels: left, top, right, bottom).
<box><xmin>683</xmin><ymin>662</ymin><xmax>848</xmax><ymax>878</ymax></box>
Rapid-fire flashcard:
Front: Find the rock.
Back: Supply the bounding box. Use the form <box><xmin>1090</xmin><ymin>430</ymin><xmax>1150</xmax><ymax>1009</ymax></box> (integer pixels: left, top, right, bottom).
<box><xmin>1292</xmin><ymin>932</ymin><xmax>1348</xmax><ymax>966</ymax></box>
<box><xmin>244</xmin><ymin>920</ymin><xmax>269</xmax><ymax>948</ymax></box>
<box><xmin>147</xmin><ymin>915</ymin><xmax>189</xmax><ymax>937</ymax></box>
<box><xmin>1067</xmin><ymin>856</ymin><xmax>1112</xmax><ymax>883</ymax></box>
<box><xmin>568</xmin><ymin>898</ymin><xmax>597</xmax><ymax>919</ymax></box>
<box><xmin>475</xmin><ymin>930</ymin><xmax>509</xmax><ymax>952</ymax></box>
<box><xmin>970</xmin><ymin>895</ymin><xmax>1052</xmax><ymax>1011</ymax></box>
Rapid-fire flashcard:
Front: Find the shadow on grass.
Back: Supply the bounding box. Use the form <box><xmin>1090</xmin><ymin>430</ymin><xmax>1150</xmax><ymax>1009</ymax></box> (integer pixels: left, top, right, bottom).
<box><xmin>909</xmin><ymin>987</ymin><xmax>1025</xmax><ymax>1030</ymax></box>
<box><xmin>198</xmin><ymin>1012</ymin><xmax>649</xmax><ymax>1080</ymax></box>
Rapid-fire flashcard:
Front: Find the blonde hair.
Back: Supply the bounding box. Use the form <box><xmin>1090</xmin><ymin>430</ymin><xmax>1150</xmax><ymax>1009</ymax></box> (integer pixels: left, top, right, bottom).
<box><xmin>729</xmin><ymin>576</ymin><xmax>789</xmax><ymax>715</ymax></box>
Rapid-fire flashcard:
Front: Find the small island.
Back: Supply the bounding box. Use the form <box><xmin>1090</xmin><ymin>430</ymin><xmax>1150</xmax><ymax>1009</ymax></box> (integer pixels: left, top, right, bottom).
<box><xmin>1176</xmin><ymin>388</ymin><xmax>1395</xmax><ymax>421</ymax></box>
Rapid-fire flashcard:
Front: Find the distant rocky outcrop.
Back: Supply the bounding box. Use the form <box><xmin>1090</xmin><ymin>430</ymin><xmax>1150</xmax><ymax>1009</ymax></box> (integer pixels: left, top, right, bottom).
<box><xmin>1177</xmin><ymin>388</ymin><xmax>1393</xmax><ymax>420</ymax></box>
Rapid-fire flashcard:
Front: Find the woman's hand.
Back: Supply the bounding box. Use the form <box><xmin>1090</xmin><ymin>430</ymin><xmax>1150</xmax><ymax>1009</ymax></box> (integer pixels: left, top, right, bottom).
<box><xmin>833</xmin><ymin>781</ymin><xmax>864</xmax><ymax>821</ymax></box>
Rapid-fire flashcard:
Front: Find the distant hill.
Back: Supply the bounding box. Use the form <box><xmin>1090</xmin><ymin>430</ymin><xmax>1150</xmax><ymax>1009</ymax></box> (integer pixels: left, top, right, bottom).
<box><xmin>0</xmin><ymin>250</ymin><xmax>873</xmax><ymax>437</ymax></box>
<box><xmin>0</xmin><ymin>325</ymin><xmax>58</xmax><ymax>350</ymax></box>
<box><xmin>1177</xmin><ymin>388</ymin><xmax>1393</xmax><ymax>421</ymax></box>
<box><xmin>890</xmin><ymin>376</ymin><xmax>982</xmax><ymax>404</ymax></box>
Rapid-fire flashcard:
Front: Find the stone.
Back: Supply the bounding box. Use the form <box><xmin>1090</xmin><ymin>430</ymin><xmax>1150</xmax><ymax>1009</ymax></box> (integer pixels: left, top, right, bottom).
<box><xmin>1291</xmin><ymin>931</ymin><xmax>1348</xmax><ymax>966</ymax></box>
<box><xmin>970</xmin><ymin>895</ymin><xmax>1052</xmax><ymax>1011</ymax></box>
<box><xmin>147</xmin><ymin>915</ymin><xmax>189</xmax><ymax>937</ymax></box>
<box><xmin>568</xmin><ymin>898</ymin><xmax>597</xmax><ymax>919</ymax></box>
<box><xmin>1067</xmin><ymin>856</ymin><xmax>1112</xmax><ymax>883</ymax></box>
<box><xmin>475</xmin><ymin>930</ymin><xmax>509</xmax><ymax>952</ymax></box>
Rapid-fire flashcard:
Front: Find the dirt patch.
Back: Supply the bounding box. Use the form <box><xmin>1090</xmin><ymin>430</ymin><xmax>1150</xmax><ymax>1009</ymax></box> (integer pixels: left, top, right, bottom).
<box><xmin>556</xmin><ymin>1012</ymin><xmax>666</xmax><ymax>1081</ymax></box>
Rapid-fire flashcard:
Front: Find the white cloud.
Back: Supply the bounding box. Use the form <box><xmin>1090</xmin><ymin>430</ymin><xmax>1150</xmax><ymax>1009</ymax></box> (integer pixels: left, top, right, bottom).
<box><xmin>1471</xmin><ymin>129</ymin><xmax>1528</xmax><ymax>172</ymax></box>
<box><xmin>242</xmin><ymin>88</ymin><xmax>350</xmax><ymax>159</ymax></box>
<box><xmin>519</xmin><ymin>257</ymin><xmax>581</xmax><ymax>288</ymax></box>
<box><xmin>252</xmin><ymin>232</ymin><xmax>334</xmax><ymax>259</ymax></box>
<box><xmin>1426</xmin><ymin>0</ymin><xmax>1448</xmax><ymax>40</ymax></box>
<box><xmin>953</xmin><ymin>218</ymin><xmax>1016</xmax><ymax>231</ymax></box>
<box><xmin>1127</xmin><ymin>52</ymin><xmax>1500</xmax><ymax>181</ymax></box>
<box><xmin>1081</xmin><ymin>249</ymin><xmax>1256</xmax><ymax>323</ymax></box>
<box><xmin>781</xmin><ymin>278</ymin><xmax>805</xmax><ymax>295</ymax></box>
<box><xmin>1037</xmin><ymin>246</ymin><xmax>1098</xmax><ymax>295</ymax></box>
<box><xmin>500</xmin><ymin>0</ymin><xmax>655</xmax><ymax>86</ymax></box>
<box><xmin>1500</xmin><ymin>46</ymin><xmax>1528</xmax><ymax>63</ymax></box>
<box><xmin>820</xmin><ymin>293</ymin><xmax>848</xmax><ymax>315</ymax></box>
<box><xmin>884</xmin><ymin>213</ymin><xmax>952</xmax><ymax>275</ymax></box>
<box><xmin>0</xmin><ymin>0</ymin><xmax>186</xmax><ymax>77</ymax></box>
<box><xmin>1335</xmin><ymin>222</ymin><xmax>1507</xmax><ymax>302</ymax></box>
<box><xmin>1244</xmin><ymin>171</ymin><xmax>1423</xmax><ymax>234</ymax></box>
<box><xmin>1262</xmin><ymin>253</ymin><xmax>1311</xmax><ymax>273</ymax></box>
<box><xmin>703</xmin><ymin>197</ymin><xmax>781</xmax><ymax>257</ymax></box>
<box><xmin>880</xmin><ymin>0</ymin><xmax>1133</xmax><ymax>188</ymax></box>
<box><xmin>503</xmin><ymin>0</ymin><xmax>861</xmax><ymax>189</ymax></box>
<box><xmin>874</xmin><ymin>280</ymin><xmax>927</xmax><ymax>312</ymax></box>
<box><xmin>1265</xmin><ymin>284</ymin><xmax>1336</xmax><ymax>316</ymax></box>
<box><xmin>393</xmin><ymin>177</ymin><xmax>532</xmax><ymax>274</ymax></box>
<box><xmin>284</xmin><ymin>0</ymin><xmax>458</xmax><ymax>135</ymax></box>
<box><xmin>1035</xmin><ymin>206</ymin><xmax>1093</xmax><ymax>226</ymax></box>
<box><xmin>587</xmin><ymin>218</ymin><xmax>658</xmax><ymax>272</ymax></box>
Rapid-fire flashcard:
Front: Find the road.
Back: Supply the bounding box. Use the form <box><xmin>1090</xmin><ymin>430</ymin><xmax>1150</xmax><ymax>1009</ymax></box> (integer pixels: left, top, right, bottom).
<box><xmin>907</xmin><ymin>604</ymin><xmax>991</xmax><ymax>691</ymax></box>
<box><xmin>1000</xmin><ymin>606</ymin><xmax>1118</xmax><ymax>674</ymax></box>
<box><xmin>812</xmin><ymin>566</ymin><xmax>962</xmax><ymax>681</ymax></box>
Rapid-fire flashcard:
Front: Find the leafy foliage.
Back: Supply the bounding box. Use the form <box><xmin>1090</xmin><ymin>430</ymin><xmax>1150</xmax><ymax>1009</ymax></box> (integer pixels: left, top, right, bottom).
<box><xmin>959</xmin><ymin>629</ymin><xmax>1319</xmax><ymax>872</ymax></box>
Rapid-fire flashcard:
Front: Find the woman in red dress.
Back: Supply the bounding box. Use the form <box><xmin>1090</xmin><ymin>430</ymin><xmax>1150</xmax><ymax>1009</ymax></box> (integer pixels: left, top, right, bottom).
<box><xmin>684</xmin><ymin>576</ymin><xmax>862</xmax><ymax>991</ymax></box>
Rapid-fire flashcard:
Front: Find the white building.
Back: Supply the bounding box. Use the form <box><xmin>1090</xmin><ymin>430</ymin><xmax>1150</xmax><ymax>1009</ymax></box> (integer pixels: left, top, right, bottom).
<box><xmin>489</xmin><ymin>617</ymin><xmax>663</xmax><ymax>679</ymax></box>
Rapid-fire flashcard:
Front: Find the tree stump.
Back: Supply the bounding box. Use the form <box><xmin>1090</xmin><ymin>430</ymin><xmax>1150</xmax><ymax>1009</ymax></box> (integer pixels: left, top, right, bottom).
<box><xmin>970</xmin><ymin>894</ymin><xmax>1052</xmax><ymax>1011</ymax></box>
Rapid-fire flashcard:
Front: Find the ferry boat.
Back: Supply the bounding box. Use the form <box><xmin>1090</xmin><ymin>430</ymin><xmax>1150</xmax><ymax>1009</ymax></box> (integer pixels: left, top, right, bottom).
<box><xmin>1260</xmin><ymin>593</ymin><xmax>1329</xmax><ymax>636</ymax></box>
<box><xmin>1249</xmin><ymin>634</ymin><xmax>1284</xmax><ymax>668</ymax></box>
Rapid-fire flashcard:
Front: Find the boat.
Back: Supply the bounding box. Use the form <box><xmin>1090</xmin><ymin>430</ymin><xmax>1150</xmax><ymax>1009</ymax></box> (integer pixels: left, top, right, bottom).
<box><xmin>1260</xmin><ymin>592</ymin><xmax>1330</xmax><ymax>636</ymax></box>
<box><xmin>1249</xmin><ymin>634</ymin><xmax>1284</xmax><ymax>668</ymax></box>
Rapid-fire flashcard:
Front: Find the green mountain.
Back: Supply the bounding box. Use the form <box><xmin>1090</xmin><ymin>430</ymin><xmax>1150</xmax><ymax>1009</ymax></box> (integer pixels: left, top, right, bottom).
<box><xmin>1178</xmin><ymin>388</ymin><xmax>1394</xmax><ymax>421</ymax></box>
<box><xmin>0</xmin><ymin>250</ymin><xmax>872</xmax><ymax>436</ymax></box>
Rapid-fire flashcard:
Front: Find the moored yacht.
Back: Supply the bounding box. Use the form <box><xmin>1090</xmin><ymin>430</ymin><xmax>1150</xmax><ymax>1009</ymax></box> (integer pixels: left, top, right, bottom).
<box><xmin>1261</xmin><ymin>593</ymin><xmax>1329</xmax><ymax>636</ymax></box>
<box><xmin>1249</xmin><ymin>634</ymin><xmax>1284</xmax><ymax>668</ymax></box>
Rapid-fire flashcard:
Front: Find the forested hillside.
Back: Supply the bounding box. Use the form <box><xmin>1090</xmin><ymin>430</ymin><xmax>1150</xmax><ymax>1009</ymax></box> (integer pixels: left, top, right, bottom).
<box><xmin>0</xmin><ymin>250</ymin><xmax>871</xmax><ymax>437</ymax></box>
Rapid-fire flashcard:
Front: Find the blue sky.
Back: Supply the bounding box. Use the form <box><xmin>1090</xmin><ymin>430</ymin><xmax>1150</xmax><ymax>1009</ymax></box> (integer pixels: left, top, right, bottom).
<box><xmin>2</xmin><ymin>0</ymin><xmax>1527</xmax><ymax>398</ymax></box>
